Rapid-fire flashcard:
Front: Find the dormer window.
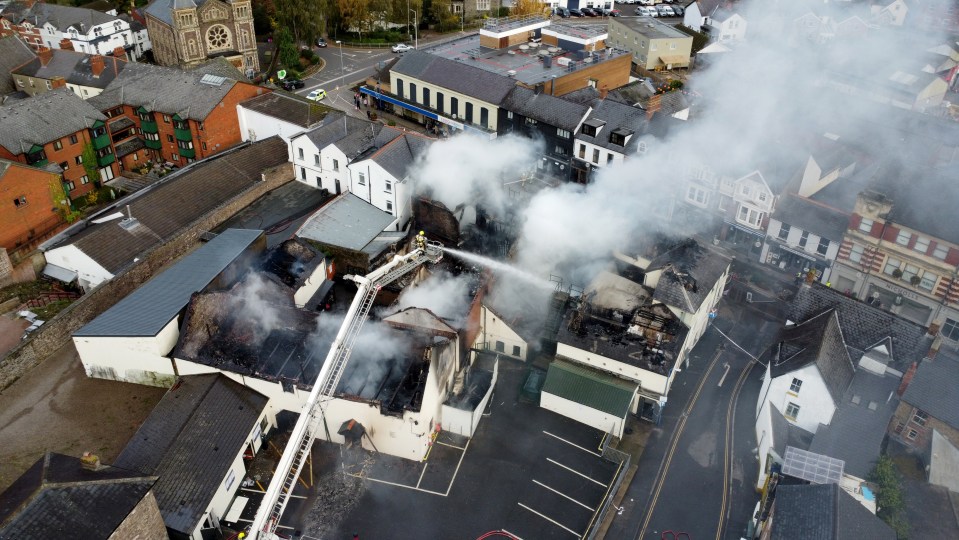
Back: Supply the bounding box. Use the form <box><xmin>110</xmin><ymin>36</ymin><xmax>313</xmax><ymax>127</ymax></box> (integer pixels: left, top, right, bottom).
<box><xmin>609</xmin><ymin>128</ymin><xmax>633</xmax><ymax>147</ymax></box>
<box><xmin>581</xmin><ymin>119</ymin><xmax>605</xmax><ymax>137</ymax></box>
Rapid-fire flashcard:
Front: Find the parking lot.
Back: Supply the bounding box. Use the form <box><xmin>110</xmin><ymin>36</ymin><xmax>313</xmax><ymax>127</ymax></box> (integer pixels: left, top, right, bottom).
<box><xmin>293</xmin><ymin>359</ymin><xmax>625</xmax><ymax>539</ymax></box>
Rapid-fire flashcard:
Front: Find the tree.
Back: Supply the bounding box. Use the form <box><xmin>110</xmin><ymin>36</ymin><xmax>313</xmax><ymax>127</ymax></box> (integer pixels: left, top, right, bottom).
<box><xmin>81</xmin><ymin>143</ymin><xmax>99</xmax><ymax>186</ymax></box>
<box><xmin>511</xmin><ymin>0</ymin><xmax>549</xmax><ymax>17</ymax></box>
<box><xmin>870</xmin><ymin>455</ymin><xmax>909</xmax><ymax>539</ymax></box>
<box><xmin>274</xmin><ymin>0</ymin><xmax>326</xmax><ymax>44</ymax></box>
<box><xmin>338</xmin><ymin>0</ymin><xmax>371</xmax><ymax>38</ymax></box>
<box><xmin>48</xmin><ymin>177</ymin><xmax>79</xmax><ymax>222</ymax></box>
<box><xmin>275</xmin><ymin>27</ymin><xmax>299</xmax><ymax>68</ymax></box>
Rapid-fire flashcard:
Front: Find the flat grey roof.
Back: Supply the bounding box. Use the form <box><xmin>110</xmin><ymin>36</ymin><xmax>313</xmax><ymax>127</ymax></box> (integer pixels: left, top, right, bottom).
<box><xmin>421</xmin><ymin>34</ymin><xmax>629</xmax><ymax>87</ymax></box>
<box><xmin>613</xmin><ymin>17</ymin><xmax>691</xmax><ymax>40</ymax></box>
<box><xmin>296</xmin><ymin>193</ymin><xmax>395</xmax><ymax>251</ymax></box>
<box><xmin>73</xmin><ymin>229</ymin><xmax>263</xmax><ymax>338</ymax></box>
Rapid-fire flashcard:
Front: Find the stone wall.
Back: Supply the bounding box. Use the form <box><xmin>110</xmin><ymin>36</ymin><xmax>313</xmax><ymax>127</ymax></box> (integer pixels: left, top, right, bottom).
<box><xmin>108</xmin><ymin>490</ymin><xmax>167</xmax><ymax>540</ymax></box>
<box><xmin>0</xmin><ymin>162</ymin><xmax>293</xmax><ymax>391</ymax></box>
<box><xmin>890</xmin><ymin>399</ymin><xmax>959</xmax><ymax>455</ymax></box>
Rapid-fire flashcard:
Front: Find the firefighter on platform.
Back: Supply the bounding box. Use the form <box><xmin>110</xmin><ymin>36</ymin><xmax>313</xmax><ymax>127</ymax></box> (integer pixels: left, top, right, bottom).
<box><xmin>414</xmin><ymin>230</ymin><xmax>427</xmax><ymax>251</ymax></box>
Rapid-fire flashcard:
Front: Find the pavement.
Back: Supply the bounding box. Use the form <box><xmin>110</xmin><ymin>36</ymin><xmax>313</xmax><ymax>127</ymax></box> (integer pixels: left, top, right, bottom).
<box><xmin>604</xmin><ymin>297</ymin><xmax>782</xmax><ymax>540</ymax></box>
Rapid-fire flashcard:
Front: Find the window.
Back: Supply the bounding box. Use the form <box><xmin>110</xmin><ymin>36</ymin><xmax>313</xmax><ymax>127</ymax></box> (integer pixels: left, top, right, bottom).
<box><xmin>883</xmin><ymin>257</ymin><xmax>901</xmax><ymax>276</ymax></box>
<box><xmin>422</xmin><ymin>87</ymin><xmax>430</xmax><ymax>107</ymax></box>
<box><xmin>525</xmin><ymin>117</ymin><xmax>538</xmax><ymax>126</ymax></box>
<box><xmin>914</xmin><ymin>236</ymin><xmax>930</xmax><ymax>254</ymax></box>
<box><xmin>686</xmin><ymin>186</ymin><xmax>708</xmax><ymax>206</ymax></box>
<box><xmin>907</xmin><ymin>429</ymin><xmax>918</xmax><ymax>440</ymax></box>
<box><xmin>670</xmin><ymin>42</ymin><xmax>677</xmax><ymax>50</ymax></box>
<box><xmin>357</xmin><ymin>172</ymin><xmax>366</xmax><ymax>186</ymax></box>
<box><xmin>332</xmin><ymin>159</ymin><xmax>339</xmax><ymax>172</ymax></box>
<box><xmin>581</xmin><ymin>124</ymin><xmax>597</xmax><ymax>137</ymax></box>
<box><xmin>495</xmin><ymin>340</ymin><xmax>504</xmax><ymax>352</ymax></box>
<box><xmin>789</xmin><ymin>378</ymin><xmax>802</xmax><ymax>394</ymax></box>
<box><xmin>650</xmin><ymin>43</ymin><xmax>658</xmax><ymax>51</ymax></box>
<box><xmin>849</xmin><ymin>243</ymin><xmax>864</xmax><ymax>263</ymax></box>
<box><xmin>450</xmin><ymin>97</ymin><xmax>458</xmax><ymax>117</ymax></box>
<box><xmin>206</xmin><ymin>24</ymin><xmax>230</xmax><ymax>49</ymax></box>
<box><xmin>480</xmin><ymin>107</ymin><xmax>488</xmax><ymax>128</ymax></box>
<box><xmin>896</xmin><ymin>230</ymin><xmax>912</xmax><ymax>246</ymax></box>
<box><xmin>858</xmin><ymin>217</ymin><xmax>874</xmax><ymax>233</ymax></box>
<box><xmin>80</xmin><ymin>175</ymin><xmax>89</xmax><ymax>184</ymax></box>
<box><xmin>554</xmin><ymin>145</ymin><xmax>567</xmax><ymax>156</ymax></box>
<box><xmin>172</xmin><ymin>154</ymin><xmax>179</xmax><ymax>161</ymax></box>
<box><xmin>12</xmin><ymin>196</ymin><xmax>27</xmax><ymax>208</ymax></box>
<box><xmin>437</xmin><ymin>92</ymin><xmax>444</xmax><ymax>114</ymax></box>
<box><xmin>300</xmin><ymin>167</ymin><xmax>306</xmax><ymax>180</ymax></box>
<box><xmin>314</xmin><ymin>154</ymin><xmax>320</xmax><ymax>166</ymax></box>
<box><xmin>74</xmin><ymin>155</ymin><xmax>83</xmax><ymax>165</ymax></box>
<box><xmin>578</xmin><ymin>144</ymin><xmax>586</xmax><ymax>159</ymax></box>
<box><xmin>298</xmin><ymin>148</ymin><xmax>304</xmax><ymax>160</ymax></box>
<box><xmin>557</xmin><ymin>128</ymin><xmax>570</xmax><ymax>139</ymax></box>
<box><xmin>396</xmin><ymin>78</ymin><xmax>404</xmax><ymax>98</ymax></box>
<box><xmin>798</xmin><ymin>231</ymin><xmax>809</xmax><ymax>248</ymax></box>
<box><xmin>817</xmin><ymin>237</ymin><xmax>829</xmax><ymax>256</ymax></box>
<box><xmin>592</xmin><ymin>148</ymin><xmax>600</xmax><ymax>164</ymax></box>
<box><xmin>224</xmin><ymin>469</ymin><xmax>236</xmax><ymax>491</ymax></box>
<box><xmin>60</xmin><ymin>161</ymin><xmax>69</xmax><ymax>171</ymax></box>
<box><xmin>64</xmin><ymin>180</ymin><xmax>75</xmax><ymax>191</ymax></box>
<box><xmin>785</xmin><ymin>402</ymin><xmax>801</xmax><ymax>420</ymax></box>
<box><xmin>919</xmin><ymin>272</ymin><xmax>937</xmax><ymax>291</ymax></box>
<box><xmin>607</xmin><ymin>153</ymin><xmax>613</xmax><ymax>165</ymax></box>
<box><xmin>942</xmin><ymin>318</ymin><xmax>959</xmax><ymax>341</ymax></box>
<box><xmin>912</xmin><ymin>409</ymin><xmax>929</xmax><ymax>426</ymax></box>
<box><xmin>465</xmin><ymin>102</ymin><xmax>473</xmax><ymax>124</ymax></box>
<box><xmin>737</xmin><ymin>206</ymin><xmax>763</xmax><ymax>227</ymax></box>
<box><xmin>934</xmin><ymin>245</ymin><xmax>949</xmax><ymax>260</ymax></box>
<box><xmin>162</xmin><ymin>114</ymin><xmax>171</xmax><ymax>123</ymax></box>
<box><xmin>637</xmin><ymin>141</ymin><xmax>647</xmax><ymax>154</ymax></box>
<box><xmin>70</xmin><ymin>134</ymin><xmax>78</xmax><ymax>145</ymax></box>
<box><xmin>902</xmin><ymin>264</ymin><xmax>919</xmax><ymax>282</ymax></box>
<box><xmin>512</xmin><ymin>345</ymin><xmax>521</xmax><ymax>357</ymax></box>
<box><xmin>385</xmin><ymin>180</ymin><xmax>392</xmax><ymax>193</ymax></box>
<box><xmin>758</xmin><ymin>191</ymin><xmax>768</xmax><ymax>202</ymax></box>
<box><xmin>386</xmin><ymin>201</ymin><xmax>393</xmax><ymax>214</ymax></box>
<box><xmin>778</xmin><ymin>224</ymin><xmax>790</xmax><ymax>241</ymax></box>
<box><xmin>167</xmin><ymin>134</ymin><xmax>174</xmax><ymax>143</ymax></box>
<box><xmin>609</xmin><ymin>132</ymin><xmax>627</xmax><ymax>146</ymax></box>
<box><xmin>53</xmin><ymin>139</ymin><xmax>62</xmax><ymax>151</ymax></box>
<box><xmin>409</xmin><ymin>83</ymin><xmax>417</xmax><ymax>102</ymax></box>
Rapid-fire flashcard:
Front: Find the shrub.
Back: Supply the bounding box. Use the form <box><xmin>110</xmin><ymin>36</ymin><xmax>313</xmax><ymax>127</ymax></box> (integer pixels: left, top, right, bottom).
<box><xmin>870</xmin><ymin>455</ymin><xmax>909</xmax><ymax>539</ymax></box>
<box><xmin>387</xmin><ymin>119</ymin><xmax>396</xmax><ymax>126</ymax></box>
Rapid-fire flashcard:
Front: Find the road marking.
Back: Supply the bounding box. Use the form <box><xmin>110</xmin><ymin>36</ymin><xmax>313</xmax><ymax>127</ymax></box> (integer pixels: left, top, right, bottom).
<box><xmin>638</xmin><ymin>346</ymin><xmax>724</xmax><ymax>539</ymax></box>
<box><xmin>346</xmin><ymin>472</ymin><xmax>447</xmax><ymax>496</ymax></box>
<box><xmin>436</xmin><ymin>440</ymin><xmax>466</xmax><ymax>450</ymax></box>
<box><xmin>717</xmin><ymin>362</ymin><xmax>731</xmax><ymax>387</ymax></box>
<box><xmin>517</xmin><ymin>503</ymin><xmax>581</xmax><ymax>537</ymax></box>
<box><xmin>717</xmin><ymin>358</ymin><xmax>756</xmax><ymax>540</ymax></box>
<box><xmin>445</xmin><ymin>437</ymin><xmax>471</xmax><ymax>496</ymax></box>
<box><xmin>547</xmin><ymin>458</ymin><xmax>607</xmax><ymax>487</ymax></box>
<box><xmin>533</xmin><ymin>479</ymin><xmax>595</xmax><ymax>511</ymax></box>
<box><xmin>416</xmin><ymin>463</ymin><xmax>428</xmax><ymax>489</ymax></box>
<box><xmin>543</xmin><ymin>430</ymin><xmax>603</xmax><ymax>457</ymax></box>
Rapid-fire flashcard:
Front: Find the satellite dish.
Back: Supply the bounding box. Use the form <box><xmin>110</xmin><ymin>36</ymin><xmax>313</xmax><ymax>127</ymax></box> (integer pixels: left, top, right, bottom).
<box><xmin>91</xmin><ymin>212</ymin><xmax>124</xmax><ymax>224</ymax></box>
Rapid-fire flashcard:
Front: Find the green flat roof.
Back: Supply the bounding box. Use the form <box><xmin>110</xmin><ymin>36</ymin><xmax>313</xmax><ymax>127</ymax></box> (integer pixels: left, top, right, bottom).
<box><xmin>542</xmin><ymin>360</ymin><xmax>636</xmax><ymax>417</ymax></box>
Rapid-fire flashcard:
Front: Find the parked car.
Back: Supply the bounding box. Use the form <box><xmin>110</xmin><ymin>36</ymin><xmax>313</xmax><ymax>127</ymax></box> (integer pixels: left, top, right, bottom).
<box><xmin>638</xmin><ymin>0</ymin><xmax>655</xmax><ymax>5</ymax></box>
<box><xmin>656</xmin><ymin>4</ymin><xmax>673</xmax><ymax>16</ymax></box>
<box><xmin>568</xmin><ymin>8</ymin><xmax>584</xmax><ymax>16</ymax></box>
<box><xmin>306</xmin><ymin>89</ymin><xmax>327</xmax><ymax>101</ymax></box>
<box><xmin>580</xmin><ymin>7</ymin><xmax>596</xmax><ymax>16</ymax></box>
<box><xmin>316</xmin><ymin>37</ymin><xmax>327</xmax><ymax>47</ymax></box>
<box><xmin>281</xmin><ymin>79</ymin><xmax>305</xmax><ymax>91</ymax></box>
<box><xmin>605</xmin><ymin>8</ymin><xmax>621</xmax><ymax>16</ymax></box>
<box><xmin>392</xmin><ymin>43</ymin><xmax>413</xmax><ymax>53</ymax></box>
<box><xmin>672</xmin><ymin>5</ymin><xmax>684</xmax><ymax>15</ymax></box>
<box><xmin>554</xmin><ymin>7</ymin><xmax>570</xmax><ymax>17</ymax></box>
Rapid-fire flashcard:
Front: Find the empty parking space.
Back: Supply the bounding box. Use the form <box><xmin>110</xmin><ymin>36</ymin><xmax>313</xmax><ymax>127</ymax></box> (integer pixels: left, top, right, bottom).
<box><xmin>341</xmin><ymin>434</ymin><xmax>469</xmax><ymax>496</ymax></box>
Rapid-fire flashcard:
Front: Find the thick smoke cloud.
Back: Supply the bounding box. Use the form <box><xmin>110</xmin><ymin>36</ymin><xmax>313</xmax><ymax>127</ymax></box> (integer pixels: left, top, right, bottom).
<box><xmin>388</xmin><ymin>270</ymin><xmax>472</xmax><ymax>323</ymax></box>
<box><xmin>228</xmin><ymin>273</ymin><xmax>292</xmax><ymax>346</ymax></box>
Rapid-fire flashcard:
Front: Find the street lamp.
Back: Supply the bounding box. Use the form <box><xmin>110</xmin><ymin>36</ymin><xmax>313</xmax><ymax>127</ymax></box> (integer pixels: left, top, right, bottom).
<box><xmin>334</xmin><ymin>40</ymin><xmax>345</xmax><ymax>88</ymax></box>
<box><xmin>409</xmin><ymin>9</ymin><xmax>418</xmax><ymax>49</ymax></box>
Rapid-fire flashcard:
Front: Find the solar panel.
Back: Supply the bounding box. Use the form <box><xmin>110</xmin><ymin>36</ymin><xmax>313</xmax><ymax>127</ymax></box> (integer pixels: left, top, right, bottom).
<box><xmin>200</xmin><ymin>74</ymin><xmax>227</xmax><ymax>87</ymax></box>
<box><xmin>782</xmin><ymin>446</ymin><xmax>844</xmax><ymax>485</ymax></box>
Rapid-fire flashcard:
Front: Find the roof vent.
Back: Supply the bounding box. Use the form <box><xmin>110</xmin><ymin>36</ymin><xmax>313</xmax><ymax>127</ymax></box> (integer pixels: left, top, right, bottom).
<box><xmin>119</xmin><ymin>204</ymin><xmax>140</xmax><ymax>230</ymax></box>
<box><xmin>851</xmin><ymin>395</ymin><xmax>861</xmax><ymax>404</ymax></box>
<box><xmin>200</xmin><ymin>74</ymin><xmax>227</xmax><ymax>86</ymax></box>
<box><xmin>868</xmin><ymin>401</ymin><xmax>878</xmax><ymax>411</ymax></box>
<box><xmin>507</xmin><ymin>70</ymin><xmax>517</xmax><ymax>77</ymax></box>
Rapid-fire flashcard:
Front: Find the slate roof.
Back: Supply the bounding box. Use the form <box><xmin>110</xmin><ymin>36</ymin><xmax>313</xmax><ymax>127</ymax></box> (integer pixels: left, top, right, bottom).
<box><xmin>542</xmin><ymin>359</ymin><xmax>637</xmax><ymax>417</ymax></box>
<box><xmin>383</xmin><ymin>307</ymin><xmax>458</xmax><ymax>338</ymax></box>
<box><xmin>143</xmin><ymin>0</ymin><xmax>180</xmax><ymax>26</ymax></box>
<box><xmin>0</xmin><ymin>36</ymin><xmax>36</xmax><ymax>95</ymax></box>
<box><xmin>500</xmin><ymin>86</ymin><xmax>590</xmax><ymax>132</ymax></box>
<box><xmin>575</xmin><ymin>97</ymin><xmax>649</xmax><ymax>154</ymax></box>
<box><xmin>45</xmin><ymin>136</ymin><xmax>287</xmax><ymax>275</ymax></box>
<box><xmin>5</xmin><ymin>2</ymin><xmax>119</xmax><ymax>31</ymax></box>
<box><xmin>240</xmin><ymin>91</ymin><xmax>336</xmax><ymax>129</ymax></box>
<box><xmin>809</xmin><ymin>368</ymin><xmax>900</xmax><ymax>479</ymax></box>
<box><xmin>296</xmin><ymin>193</ymin><xmax>395</xmax><ymax>252</ymax></box>
<box><xmin>0</xmin><ymin>453</ymin><xmax>156</xmax><ymax>539</ymax></box>
<box><xmin>771</xmin><ymin>483</ymin><xmax>896</xmax><ymax>540</ymax></box>
<box><xmin>789</xmin><ymin>284</ymin><xmax>931</xmax><ymax>370</ymax></box>
<box><xmin>647</xmin><ymin>239</ymin><xmax>730</xmax><ymax>313</ymax></box>
<box><xmin>114</xmin><ymin>374</ymin><xmax>268</xmax><ymax>535</ymax></box>
<box><xmin>0</xmin><ymin>87</ymin><xmax>106</xmax><ymax>155</ymax></box>
<box><xmin>367</xmin><ymin>134</ymin><xmax>432</xmax><ymax>180</ymax></box>
<box><xmin>768</xmin><ymin>309</ymin><xmax>855</xmax><ymax>404</ymax></box>
<box><xmin>73</xmin><ymin>229</ymin><xmax>263</xmax><ymax>337</ymax></box>
<box><xmin>772</xmin><ymin>194</ymin><xmax>849</xmax><ymax>242</ymax></box>
<box><xmin>771</xmin><ymin>403</ymin><xmax>815</xmax><ymax>456</ymax></box>
<box><xmin>392</xmin><ymin>50</ymin><xmax>517</xmax><ymax>105</ymax></box>
<box><xmin>89</xmin><ymin>61</ymin><xmax>247</xmax><ymax>121</ymax></box>
<box><xmin>901</xmin><ymin>355</ymin><xmax>959</xmax><ymax>430</ymax></box>
<box><xmin>187</xmin><ymin>56</ymin><xmax>247</xmax><ymax>81</ymax></box>
<box><xmin>13</xmin><ymin>49</ymin><xmax>127</xmax><ymax>91</ymax></box>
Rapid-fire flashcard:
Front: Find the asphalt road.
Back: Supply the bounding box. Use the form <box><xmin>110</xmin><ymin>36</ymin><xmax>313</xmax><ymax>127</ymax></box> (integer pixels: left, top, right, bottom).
<box><xmin>605</xmin><ymin>300</ymin><xmax>782</xmax><ymax>540</ymax></box>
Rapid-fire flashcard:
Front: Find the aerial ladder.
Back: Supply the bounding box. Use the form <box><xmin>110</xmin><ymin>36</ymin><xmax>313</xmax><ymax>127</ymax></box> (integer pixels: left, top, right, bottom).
<box><xmin>249</xmin><ymin>237</ymin><xmax>443</xmax><ymax>539</ymax></box>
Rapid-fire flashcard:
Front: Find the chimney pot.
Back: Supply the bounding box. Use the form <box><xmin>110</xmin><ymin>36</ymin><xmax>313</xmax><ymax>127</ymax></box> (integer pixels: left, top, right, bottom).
<box><xmin>38</xmin><ymin>47</ymin><xmax>53</xmax><ymax>66</ymax></box>
<box><xmin>58</xmin><ymin>38</ymin><xmax>74</xmax><ymax>51</ymax></box>
<box><xmin>113</xmin><ymin>46</ymin><xmax>125</xmax><ymax>58</ymax></box>
<box><xmin>91</xmin><ymin>55</ymin><xmax>105</xmax><ymax>77</ymax></box>
<box><xmin>80</xmin><ymin>452</ymin><xmax>101</xmax><ymax>471</ymax></box>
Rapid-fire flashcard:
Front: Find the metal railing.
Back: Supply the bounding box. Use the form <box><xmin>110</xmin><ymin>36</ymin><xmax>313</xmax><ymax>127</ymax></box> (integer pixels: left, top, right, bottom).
<box><xmin>583</xmin><ymin>437</ymin><xmax>631</xmax><ymax>540</ymax></box>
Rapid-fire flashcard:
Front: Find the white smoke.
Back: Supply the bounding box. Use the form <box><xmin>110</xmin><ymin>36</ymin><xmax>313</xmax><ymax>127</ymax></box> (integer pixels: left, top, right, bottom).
<box><xmin>227</xmin><ymin>273</ymin><xmax>293</xmax><ymax>346</ymax></box>
<box><xmin>389</xmin><ymin>270</ymin><xmax>472</xmax><ymax>323</ymax></box>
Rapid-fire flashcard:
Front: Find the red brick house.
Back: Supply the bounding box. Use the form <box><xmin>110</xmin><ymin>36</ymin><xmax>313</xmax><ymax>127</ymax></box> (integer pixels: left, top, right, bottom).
<box><xmin>87</xmin><ymin>62</ymin><xmax>270</xmax><ymax>169</ymax></box>
<box><xmin>0</xmin><ymin>158</ymin><xmax>68</xmax><ymax>255</ymax></box>
<box><xmin>0</xmin><ymin>88</ymin><xmax>116</xmax><ymax>200</ymax></box>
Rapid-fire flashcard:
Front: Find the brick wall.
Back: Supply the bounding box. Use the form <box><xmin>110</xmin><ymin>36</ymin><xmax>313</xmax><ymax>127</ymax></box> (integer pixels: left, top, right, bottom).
<box><xmin>0</xmin><ymin>161</ymin><xmax>293</xmax><ymax>391</ymax></box>
<box><xmin>199</xmin><ymin>84</ymin><xmax>269</xmax><ymax>159</ymax></box>
<box><xmin>889</xmin><ymin>400</ymin><xmax>959</xmax><ymax>453</ymax></box>
<box><xmin>108</xmin><ymin>490</ymin><xmax>167</xmax><ymax>540</ymax></box>
<box><xmin>549</xmin><ymin>54</ymin><xmax>632</xmax><ymax>97</ymax></box>
<box><xmin>0</xmin><ymin>163</ymin><xmax>67</xmax><ymax>252</ymax></box>
<box><xmin>45</xmin><ymin>129</ymin><xmax>100</xmax><ymax>199</ymax></box>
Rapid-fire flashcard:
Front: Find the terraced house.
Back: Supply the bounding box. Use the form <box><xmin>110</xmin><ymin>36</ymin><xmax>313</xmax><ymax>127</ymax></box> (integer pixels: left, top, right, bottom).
<box><xmin>0</xmin><ymin>88</ymin><xmax>116</xmax><ymax>200</ymax></box>
<box><xmin>87</xmin><ymin>62</ymin><xmax>267</xmax><ymax>170</ymax></box>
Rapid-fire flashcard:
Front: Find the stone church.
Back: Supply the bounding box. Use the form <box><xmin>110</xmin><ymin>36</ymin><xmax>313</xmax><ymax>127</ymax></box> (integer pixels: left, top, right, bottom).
<box><xmin>144</xmin><ymin>0</ymin><xmax>258</xmax><ymax>76</ymax></box>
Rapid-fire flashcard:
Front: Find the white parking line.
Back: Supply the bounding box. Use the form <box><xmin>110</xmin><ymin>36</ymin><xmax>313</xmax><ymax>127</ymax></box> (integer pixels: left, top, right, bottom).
<box><xmin>501</xmin><ymin>529</ymin><xmax>525</xmax><ymax>540</ymax></box>
<box><xmin>445</xmin><ymin>438</ymin><xmax>471</xmax><ymax>496</ymax></box>
<box><xmin>436</xmin><ymin>440</ymin><xmax>466</xmax><ymax>450</ymax></box>
<box><xmin>346</xmin><ymin>472</ymin><xmax>447</xmax><ymax>496</ymax></box>
<box><xmin>543</xmin><ymin>430</ymin><xmax>602</xmax><ymax>457</ymax></box>
<box><xmin>533</xmin><ymin>479</ymin><xmax>595</xmax><ymax>511</ymax></box>
<box><xmin>547</xmin><ymin>458</ymin><xmax>607</xmax><ymax>487</ymax></box>
<box><xmin>517</xmin><ymin>502</ymin><xmax>581</xmax><ymax>537</ymax></box>
<box><xmin>416</xmin><ymin>463</ymin><xmax>429</xmax><ymax>489</ymax></box>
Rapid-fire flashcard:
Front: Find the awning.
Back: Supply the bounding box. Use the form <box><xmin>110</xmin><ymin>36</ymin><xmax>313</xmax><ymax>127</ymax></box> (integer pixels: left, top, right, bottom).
<box><xmin>360</xmin><ymin>87</ymin><xmax>495</xmax><ymax>138</ymax></box>
<box><xmin>724</xmin><ymin>220</ymin><xmax>765</xmax><ymax>238</ymax></box>
<box><xmin>660</xmin><ymin>55</ymin><xmax>689</xmax><ymax>66</ymax></box>
<box><xmin>42</xmin><ymin>263</ymin><xmax>77</xmax><ymax>283</ymax></box>
<box><xmin>776</xmin><ymin>244</ymin><xmax>817</xmax><ymax>262</ymax></box>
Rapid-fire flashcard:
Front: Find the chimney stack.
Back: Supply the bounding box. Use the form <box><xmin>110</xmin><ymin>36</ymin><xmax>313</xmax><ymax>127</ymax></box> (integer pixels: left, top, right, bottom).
<box><xmin>91</xmin><ymin>55</ymin><xmax>105</xmax><ymax>77</ymax></box>
<box><xmin>38</xmin><ymin>47</ymin><xmax>53</xmax><ymax>66</ymax></box>
<box><xmin>113</xmin><ymin>46</ymin><xmax>125</xmax><ymax>58</ymax></box>
<box><xmin>599</xmin><ymin>85</ymin><xmax>609</xmax><ymax>100</ymax></box>
<box><xmin>50</xmin><ymin>76</ymin><xmax>66</xmax><ymax>89</ymax></box>
<box><xmin>80</xmin><ymin>452</ymin><xmax>101</xmax><ymax>471</ymax></box>
<box><xmin>58</xmin><ymin>38</ymin><xmax>74</xmax><ymax>51</ymax></box>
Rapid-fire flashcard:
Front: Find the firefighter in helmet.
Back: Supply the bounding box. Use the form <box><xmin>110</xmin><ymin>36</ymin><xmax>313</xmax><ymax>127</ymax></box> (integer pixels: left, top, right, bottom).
<box><xmin>414</xmin><ymin>230</ymin><xmax>427</xmax><ymax>251</ymax></box>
